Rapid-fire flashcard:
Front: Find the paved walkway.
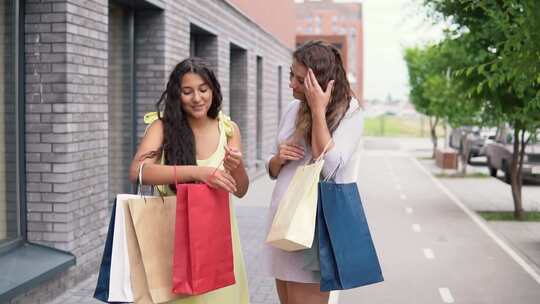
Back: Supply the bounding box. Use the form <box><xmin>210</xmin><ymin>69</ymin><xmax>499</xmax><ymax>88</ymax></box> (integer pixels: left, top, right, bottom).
<box><xmin>47</xmin><ymin>137</ymin><xmax>540</xmax><ymax>304</ymax></box>
<box><xmin>339</xmin><ymin>138</ymin><xmax>540</xmax><ymax>303</ymax></box>
<box><xmin>47</xmin><ymin>176</ymin><xmax>280</xmax><ymax>304</ymax></box>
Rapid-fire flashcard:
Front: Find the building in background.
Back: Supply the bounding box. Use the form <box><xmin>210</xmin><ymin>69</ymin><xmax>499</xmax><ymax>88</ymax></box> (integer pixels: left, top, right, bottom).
<box><xmin>0</xmin><ymin>0</ymin><xmax>294</xmax><ymax>303</ymax></box>
<box><xmin>295</xmin><ymin>0</ymin><xmax>364</xmax><ymax>103</ymax></box>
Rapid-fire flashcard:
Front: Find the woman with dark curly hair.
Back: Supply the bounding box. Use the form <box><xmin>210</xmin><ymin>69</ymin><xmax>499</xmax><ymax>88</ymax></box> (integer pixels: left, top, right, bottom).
<box><xmin>264</xmin><ymin>40</ymin><xmax>364</xmax><ymax>304</ymax></box>
<box><xmin>129</xmin><ymin>57</ymin><xmax>249</xmax><ymax>303</ymax></box>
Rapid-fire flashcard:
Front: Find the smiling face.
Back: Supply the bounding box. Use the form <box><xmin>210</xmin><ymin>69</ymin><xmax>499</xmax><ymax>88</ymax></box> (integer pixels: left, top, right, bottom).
<box><xmin>180</xmin><ymin>72</ymin><xmax>213</xmax><ymax>119</ymax></box>
<box><xmin>289</xmin><ymin>59</ymin><xmax>308</xmax><ymax>101</ymax></box>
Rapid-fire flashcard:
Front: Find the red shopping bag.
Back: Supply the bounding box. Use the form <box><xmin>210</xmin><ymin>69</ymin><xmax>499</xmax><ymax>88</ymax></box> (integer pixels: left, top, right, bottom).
<box><xmin>172</xmin><ymin>183</ymin><xmax>236</xmax><ymax>295</ymax></box>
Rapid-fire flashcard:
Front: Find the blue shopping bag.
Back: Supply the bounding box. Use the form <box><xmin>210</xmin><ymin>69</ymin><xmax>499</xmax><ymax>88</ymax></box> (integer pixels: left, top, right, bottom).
<box><xmin>93</xmin><ymin>201</ymin><xmax>117</xmax><ymax>302</ymax></box>
<box><xmin>317</xmin><ymin>181</ymin><xmax>384</xmax><ymax>291</ymax></box>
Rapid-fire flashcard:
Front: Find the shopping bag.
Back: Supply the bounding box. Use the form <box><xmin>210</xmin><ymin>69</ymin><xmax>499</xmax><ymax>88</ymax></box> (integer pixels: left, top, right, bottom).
<box><xmin>108</xmin><ymin>194</ymin><xmax>139</xmax><ymax>302</ymax></box>
<box><xmin>265</xmin><ymin>158</ymin><xmax>325</xmax><ymax>251</ymax></box>
<box><xmin>123</xmin><ymin>199</ymin><xmax>153</xmax><ymax>303</ymax></box>
<box><xmin>128</xmin><ymin>195</ymin><xmax>184</xmax><ymax>303</ymax></box>
<box><xmin>317</xmin><ymin>181</ymin><xmax>384</xmax><ymax>291</ymax></box>
<box><xmin>93</xmin><ymin>201</ymin><xmax>116</xmax><ymax>302</ymax></box>
<box><xmin>172</xmin><ymin>183</ymin><xmax>235</xmax><ymax>295</ymax></box>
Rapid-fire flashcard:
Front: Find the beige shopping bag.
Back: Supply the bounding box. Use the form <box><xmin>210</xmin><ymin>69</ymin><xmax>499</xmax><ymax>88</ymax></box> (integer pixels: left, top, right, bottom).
<box><xmin>266</xmin><ymin>158</ymin><xmax>325</xmax><ymax>251</ymax></box>
<box><xmin>123</xmin><ymin>200</ymin><xmax>153</xmax><ymax>304</ymax></box>
<box><xmin>128</xmin><ymin>195</ymin><xmax>185</xmax><ymax>303</ymax></box>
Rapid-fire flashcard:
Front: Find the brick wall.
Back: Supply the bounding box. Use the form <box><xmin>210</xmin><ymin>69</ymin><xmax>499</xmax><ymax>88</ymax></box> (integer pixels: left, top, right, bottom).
<box><xmin>11</xmin><ymin>0</ymin><xmax>293</xmax><ymax>302</ymax></box>
<box><xmin>14</xmin><ymin>0</ymin><xmax>110</xmax><ymax>302</ymax></box>
<box><xmin>0</xmin><ymin>0</ymin><xmax>19</xmax><ymax>241</ymax></box>
<box><xmin>134</xmin><ymin>9</ymin><xmax>166</xmax><ymax>141</ymax></box>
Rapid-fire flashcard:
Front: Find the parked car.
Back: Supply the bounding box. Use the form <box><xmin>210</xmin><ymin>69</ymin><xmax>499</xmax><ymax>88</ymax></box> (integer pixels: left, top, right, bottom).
<box><xmin>462</xmin><ymin>127</ymin><xmax>497</xmax><ymax>163</ymax></box>
<box><xmin>485</xmin><ymin>127</ymin><xmax>540</xmax><ymax>183</ymax></box>
<box><xmin>449</xmin><ymin>126</ymin><xmax>473</xmax><ymax>151</ymax></box>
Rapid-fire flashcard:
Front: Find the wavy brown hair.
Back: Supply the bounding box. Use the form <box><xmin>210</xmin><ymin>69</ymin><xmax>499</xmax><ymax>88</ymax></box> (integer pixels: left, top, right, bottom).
<box><xmin>293</xmin><ymin>40</ymin><xmax>352</xmax><ymax>144</ymax></box>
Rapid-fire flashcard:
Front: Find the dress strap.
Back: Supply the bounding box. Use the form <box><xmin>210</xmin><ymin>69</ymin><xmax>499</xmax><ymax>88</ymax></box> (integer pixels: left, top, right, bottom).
<box><xmin>218</xmin><ymin>111</ymin><xmax>234</xmax><ymax>139</ymax></box>
<box><xmin>143</xmin><ymin>111</ymin><xmax>161</xmax><ymax>125</ymax></box>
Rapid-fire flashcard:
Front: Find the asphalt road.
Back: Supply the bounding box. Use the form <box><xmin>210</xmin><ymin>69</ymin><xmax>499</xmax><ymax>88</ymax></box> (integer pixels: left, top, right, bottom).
<box><xmin>339</xmin><ymin>141</ymin><xmax>540</xmax><ymax>304</ymax></box>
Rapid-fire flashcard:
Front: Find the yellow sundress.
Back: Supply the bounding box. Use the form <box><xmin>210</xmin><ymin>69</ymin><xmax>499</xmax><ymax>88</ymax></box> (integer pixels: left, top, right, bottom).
<box><xmin>144</xmin><ymin>111</ymin><xmax>250</xmax><ymax>304</ymax></box>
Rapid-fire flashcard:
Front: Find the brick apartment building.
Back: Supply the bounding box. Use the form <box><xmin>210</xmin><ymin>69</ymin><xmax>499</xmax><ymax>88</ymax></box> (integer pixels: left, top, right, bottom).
<box><xmin>295</xmin><ymin>0</ymin><xmax>364</xmax><ymax>103</ymax></box>
<box><xmin>0</xmin><ymin>0</ymin><xmax>295</xmax><ymax>302</ymax></box>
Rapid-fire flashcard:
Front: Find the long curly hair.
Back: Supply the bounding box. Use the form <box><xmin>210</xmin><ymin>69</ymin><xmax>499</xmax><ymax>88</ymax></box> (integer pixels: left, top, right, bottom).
<box><xmin>155</xmin><ymin>58</ymin><xmax>222</xmax><ymax>167</ymax></box>
<box><xmin>293</xmin><ymin>40</ymin><xmax>352</xmax><ymax>144</ymax></box>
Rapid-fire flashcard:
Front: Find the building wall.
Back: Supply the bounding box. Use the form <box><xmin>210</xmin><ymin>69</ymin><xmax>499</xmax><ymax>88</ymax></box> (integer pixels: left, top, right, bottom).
<box><xmin>8</xmin><ymin>0</ymin><xmax>293</xmax><ymax>302</ymax></box>
<box><xmin>295</xmin><ymin>0</ymin><xmax>364</xmax><ymax>103</ymax></box>
<box><xmin>0</xmin><ymin>0</ymin><xmax>19</xmax><ymax>242</ymax></box>
<box><xmin>20</xmin><ymin>2</ymin><xmax>110</xmax><ymax>303</ymax></box>
<box><xmin>227</xmin><ymin>0</ymin><xmax>296</xmax><ymax>48</ymax></box>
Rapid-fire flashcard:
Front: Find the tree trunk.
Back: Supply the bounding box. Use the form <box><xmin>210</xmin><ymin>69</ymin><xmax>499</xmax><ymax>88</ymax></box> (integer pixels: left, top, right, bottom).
<box><xmin>460</xmin><ymin>149</ymin><xmax>468</xmax><ymax>175</ymax></box>
<box><xmin>429</xmin><ymin>117</ymin><xmax>439</xmax><ymax>159</ymax></box>
<box><xmin>510</xmin><ymin>126</ymin><xmax>525</xmax><ymax>220</ymax></box>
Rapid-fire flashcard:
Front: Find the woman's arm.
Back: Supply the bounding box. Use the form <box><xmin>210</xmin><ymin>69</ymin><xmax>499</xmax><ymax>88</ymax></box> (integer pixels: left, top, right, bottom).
<box><xmin>268</xmin><ymin>143</ymin><xmax>305</xmax><ymax>178</ymax></box>
<box><xmin>268</xmin><ymin>154</ymin><xmax>284</xmax><ymax>179</ymax></box>
<box><xmin>304</xmin><ymin>68</ymin><xmax>335</xmax><ymax>158</ymax></box>
<box><xmin>266</xmin><ymin>101</ymin><xmax>305</xmax><ymax>179</ymax></box>
<box><xmin>224</xmin><ymin>122</ymin><xmax>249</xmax><ymax>198</ymax></box>
<box><xmin>311</xmin><ymin>109</ymin><xmax>334</xmax><ymax>159</ymax></box>
<box><xmin>129</xmin><ymin>120</ymin><xmax>237</xmax><ymax>193</ymax></box>
<box><xmin>129</xmin><ymin>120</ymin><xmax>197</xmax><ymax>184</ymax></box>
<box><xmin>318</xmin><ymin>108</ymin><xmax>364</xmax><ymax>178</ymax></box>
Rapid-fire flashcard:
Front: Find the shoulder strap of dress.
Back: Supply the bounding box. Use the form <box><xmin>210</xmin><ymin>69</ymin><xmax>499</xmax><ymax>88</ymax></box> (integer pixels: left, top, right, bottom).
<box><xmin>218</xmin><ymin>111</ymin><xmax>234</xmax><ymax>140</ymax></box>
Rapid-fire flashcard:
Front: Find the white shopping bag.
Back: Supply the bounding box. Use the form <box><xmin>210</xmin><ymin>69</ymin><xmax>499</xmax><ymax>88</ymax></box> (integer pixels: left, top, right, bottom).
<box><xmin>108</xmin><ymin>194</ymin><xmax>138</xmax><ymax>302</ymax></box>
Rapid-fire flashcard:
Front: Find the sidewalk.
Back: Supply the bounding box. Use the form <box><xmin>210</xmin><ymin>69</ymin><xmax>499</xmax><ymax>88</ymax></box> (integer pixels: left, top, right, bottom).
<box><xmin>417</xmin><ymin>157</ymin><xmax>540</xmax><ymax>276</ymax></box>
<box><xmin>46</xmin><ymin>137</ymin><xmax>540</xmax><ymax>303</ymax></box>
<box><xmin>368</xmin><ymin>136</ymin><xmax>540</xmax><ymax>279</ymax></box>
<box><xmin>339</xmin><ymin>137</ymin><xmax>540</xmax><ymax>303</ymax></box>
<box><xmin>47</xmin><ymin>177</ymin><xmax>280</xmax><ymax>304</ymax></box>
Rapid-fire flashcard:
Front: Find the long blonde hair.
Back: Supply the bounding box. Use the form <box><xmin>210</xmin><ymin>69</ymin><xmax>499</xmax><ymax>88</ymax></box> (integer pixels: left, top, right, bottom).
<box><xmin>293</xmin><ymin>40</ymin><xmax>352</xmax><ymax>144</ymax></box>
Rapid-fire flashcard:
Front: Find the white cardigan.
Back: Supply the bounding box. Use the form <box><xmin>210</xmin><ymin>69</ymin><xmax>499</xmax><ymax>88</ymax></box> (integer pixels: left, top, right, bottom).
<box><xmin>265</xmin><ymin>98</ymin><xmax>364</xmax><ymax>183</ymax></box>
<box><xmin>263</xmin><ymin>98</ymin><xmax>364</xmax><ymax>283</ymax></box>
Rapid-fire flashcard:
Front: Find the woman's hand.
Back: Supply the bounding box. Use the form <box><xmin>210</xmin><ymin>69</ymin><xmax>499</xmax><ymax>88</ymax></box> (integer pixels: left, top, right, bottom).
<box><xmin>276</xmin><ymin>142</ymin><xmax>305</xmax><ymax>165</ymax></box>
<box><xmin>223</xmin><ymin>145</ymin><xmax>243</xmax><ymax>172</ymax></box>
<box><xmin>304</xmin><ymin>68</ymin><xmax>334</xmax><ymax>115</ymax></box>
<box><xmin>197</xmin><ymin>167</ymin><xmax>237</xmax><ymax>193</ymax></box>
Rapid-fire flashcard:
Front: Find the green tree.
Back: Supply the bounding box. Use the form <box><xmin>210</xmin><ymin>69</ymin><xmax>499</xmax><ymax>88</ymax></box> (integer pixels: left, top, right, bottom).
<box><xmin>404</xmin><ymin>46</ymin><xmax>442</xmax><ymax>157</ymax></box>
<box><xmin>424</xmin><ymin>0</ymin><xmax>540</xmax><ymax>219</ymax></box>
<box><xmin>404</xmin><ymin>41</ymin><xmax>482</xmax><ymax>159</ymax></box>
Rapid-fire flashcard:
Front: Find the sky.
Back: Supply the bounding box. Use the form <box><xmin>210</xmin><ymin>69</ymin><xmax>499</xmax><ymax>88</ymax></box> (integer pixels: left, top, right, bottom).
<box><xmin>360</xmin><ymin>0</ymin><xmax>446</xmax><ymax>101</ymax></box>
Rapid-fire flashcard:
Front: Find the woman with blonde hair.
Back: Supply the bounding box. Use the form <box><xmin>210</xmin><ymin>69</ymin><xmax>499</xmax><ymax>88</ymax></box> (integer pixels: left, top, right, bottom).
<box><xmin>265</xmin><ymin>40</ymin><xmax>364</xmax><ymax>304</ymax></box>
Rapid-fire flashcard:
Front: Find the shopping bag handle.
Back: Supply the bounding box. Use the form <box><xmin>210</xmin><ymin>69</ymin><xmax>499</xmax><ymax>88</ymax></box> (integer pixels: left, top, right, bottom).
<box><xmin>136</xmin><ymin>162</ymin><xmax>145</xmax><ymax>195</ymax></box>
<box><xmin>136</xmin><ymin>162</ymin><xmax>165</xmax><ymax>203</ymax></box>
<box><xmin>323</xmin><ymin>157</ymin><xmax>342</xmax><ymax>182</ymax></box>
<box><xmin>173</xmin><ymin>164</ymin><xmax>178</xmax><ymax>186</ymax></box>
<box><xmin>136</xmin><ymin>162</ymin><xmax>150</xmax><ymax>203</ymax></box>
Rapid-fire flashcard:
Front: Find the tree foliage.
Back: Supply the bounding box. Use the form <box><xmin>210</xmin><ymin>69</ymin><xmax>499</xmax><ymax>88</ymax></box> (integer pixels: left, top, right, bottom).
<box><xmin>422</xmin><ymin>0</ymin><xmax>540</xmax><ymax>219</ymax></box>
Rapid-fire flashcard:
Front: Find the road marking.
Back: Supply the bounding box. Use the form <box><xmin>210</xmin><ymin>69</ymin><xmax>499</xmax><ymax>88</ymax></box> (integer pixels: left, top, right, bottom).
<box><xmin>423</xmin><ymin>248</ymin><xmax>435</xmax><ymax>259</ymax></box>
<box><xmin>439</xmin><ymin>287</ymin><xmax>455</xmax><ymax>303</ymax></box>
<box><xmin>400</xmin><ymin>194</ymin><xmax>407</xmax><ymax>200</ymax></box>
<box><xmin>412</xmin><ymin>224</ymin><xmax>422</xmax><ymax>232</ymax></box>
<box><xmin>405</xmin><ymin>207</ymin><xmax>413</xmax><ymax>214</ymax></box>
<box><xmin>411</xmin><ymin>156</ymin><xmax>540</xmax><ymax>285</ymax></box>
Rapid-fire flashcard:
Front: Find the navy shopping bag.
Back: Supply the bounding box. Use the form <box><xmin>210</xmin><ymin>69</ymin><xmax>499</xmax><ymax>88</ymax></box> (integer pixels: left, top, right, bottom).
<box><xmin>317</xmin><ymin>181</ymin><xmax>384</xmax><ymax>291</ymax></box>
<box><xmin>93</xmin><ymin>201</ymin><xmax>116</xmax><ymax>302</ymax></box>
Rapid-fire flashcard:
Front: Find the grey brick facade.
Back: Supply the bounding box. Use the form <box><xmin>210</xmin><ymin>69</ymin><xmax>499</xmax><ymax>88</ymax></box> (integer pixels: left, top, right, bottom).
<box><xmin>7</xmin><ymin>0</ymin><xmax>292</xmax><ymax>303</ymax></box>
